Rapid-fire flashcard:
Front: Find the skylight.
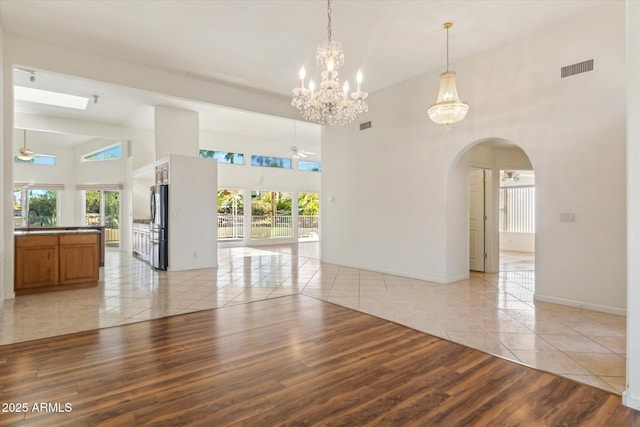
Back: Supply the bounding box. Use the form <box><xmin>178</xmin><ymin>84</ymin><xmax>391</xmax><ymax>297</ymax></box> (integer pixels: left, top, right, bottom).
<box><xmin>14</xmin><ymin>86</ymin><xmax>89</xmax><ymax>110</ymax></box>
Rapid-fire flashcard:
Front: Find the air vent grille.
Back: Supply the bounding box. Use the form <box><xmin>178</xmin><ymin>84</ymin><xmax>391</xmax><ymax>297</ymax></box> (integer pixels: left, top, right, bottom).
<box><xmin>561</xmin><ymin>59</ymin><xmax>594</xmax><ymax>78</ymax></box>
<box><xmin>360</xmin><ymin>121</ymin><xmax>372</xmax><ymax>131</ymax></box>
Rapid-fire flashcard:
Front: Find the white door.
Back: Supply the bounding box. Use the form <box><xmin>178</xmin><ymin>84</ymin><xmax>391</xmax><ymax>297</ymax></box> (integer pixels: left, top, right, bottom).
<box><xmin>469</xmin><ymin>169</ymin><xmax>486</xmax><ymax>272</ymax></box>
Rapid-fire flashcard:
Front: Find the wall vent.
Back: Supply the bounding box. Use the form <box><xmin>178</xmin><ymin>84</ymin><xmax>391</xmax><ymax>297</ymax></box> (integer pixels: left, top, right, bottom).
<box><xmin>360</xmin><ymin>121</ymin><xmax>372</xmax><ymax>131</ymax></box>
<box><xmin>561</xmin><ymin>59</ymin><xmax>594</xmax><ymax>78</ymax></box>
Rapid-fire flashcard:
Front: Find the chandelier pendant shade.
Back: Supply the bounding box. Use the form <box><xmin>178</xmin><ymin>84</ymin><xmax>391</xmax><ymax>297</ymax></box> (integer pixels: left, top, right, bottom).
<box><xmin>292</xmin><ymin>0</ymin><xmax>368</xmax><ymax>126</ymax></box>
<box><xmin>428</xmin><ymin>22</ymin><xmax>469</xmax><ymax>125</ymax></box>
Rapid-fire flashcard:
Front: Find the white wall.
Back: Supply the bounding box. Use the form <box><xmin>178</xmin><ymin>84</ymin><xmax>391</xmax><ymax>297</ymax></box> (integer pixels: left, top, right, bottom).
<box><xmin>500</xmin><ymin>233</ymin><xmax>535</xmax><ymax>253</ymax></box>
<box><xmin>624</xmin><ymin>0</ymin><xmax>640</xmax><ymax>412</ymax></box>
<box><xmin>167</xmin><ymin>155</ymin><xmax>217</xmax><ymax>271</ymax></box>
<box><xmin>155</xmin><ymin>106</ymin><xmax>199</xmax><ymax>160</ymax></box>
<box><xmin>14</xmin><ymin>113</ymin><xmax>155</xmax><ymax>171</ymax></box>
<box><xmin>323</xmin><ymin>4</ymin><xmax>627</xmax><ymax>313</ymax></box>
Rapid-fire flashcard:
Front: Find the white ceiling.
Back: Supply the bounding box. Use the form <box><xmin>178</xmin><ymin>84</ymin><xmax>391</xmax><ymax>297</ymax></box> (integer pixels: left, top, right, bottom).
<box><xmin>1</xmin><ymin>0</ymin><xmax>608</xmax><ymax>145</ymax></box>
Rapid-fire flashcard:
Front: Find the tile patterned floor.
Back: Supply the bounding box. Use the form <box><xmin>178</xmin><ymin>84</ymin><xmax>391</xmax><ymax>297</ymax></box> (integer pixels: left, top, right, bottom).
<box><xmin>0</xmin><ymin>243</ymin><xmax>626</xmax><ymax>395</ymax></box>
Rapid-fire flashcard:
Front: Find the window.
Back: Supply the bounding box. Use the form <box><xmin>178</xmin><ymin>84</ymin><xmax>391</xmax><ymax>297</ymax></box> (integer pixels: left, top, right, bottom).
<box><xmin>28</xmin><ymin>189</ymin><xmax>58</xmax><ymax>227</ymax></box>
<box><xmin>14</xmin><ymin>155</ymin><xmax>56</xmax><ymax>166</ymax></box>
<box><xmin>13</xmin><ymin>188</ymin><xmax>22</xmax><ymax>227</ymax></box>
<box><xmin>499</xmin><ymin>186</ymin><xmax>535</xmax><ymax>233</ymax></box>
<box><xmin>298</xmin><ymin>160</ymin><xmax>321</xmax><ymax>172</ymax></box>
<box><xmin>13</xmin><ymin>188</ymin><xmax>59</xmax><ymax>227</ymax></box>
<box><xmin>298</xmin><ymin>193</ymin><xmax>320</xmax><ymax>241</ymax></box>
<box><xmin>200</xmin><ymin>149</ymin><xmax>245</xmax><ymax>165</ymax></box>
<box><xmin>218</xmin><ymin>190</ymin><xmax>244</xmax><ymax>240</ymax></box>
<box><xmin>251</xmin><ymin>155</ymin><xmax>292</xmax><ymax>169</ymax></box>
<box><xmin>251</xmin><ymin>191</ymin><xmax>292</xmax><ymax>238</ymax></box>
<box><xmin>85</xmin><ymin>190</ymin><xmax>101</xmax><ymax>225</ymax></box>
<box><xmin>81</xmin><ymin>143</ymin><xmax>122</xmax><ymax>162</ymax></box>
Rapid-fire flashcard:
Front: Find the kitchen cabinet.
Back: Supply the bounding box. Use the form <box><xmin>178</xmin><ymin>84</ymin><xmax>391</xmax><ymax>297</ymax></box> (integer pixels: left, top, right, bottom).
<box><xmin>14</xmin><ymin>234</ymin><xmax>59</xmax><ymax>290</ymax></box>
<box><xmin>14</xmin><ymin>230</ymin><xmax>100</xmax><ymax>295</ymax></box>
<box><xmin>59</xmin><ymin>233</ymin><xmax>100</xmax><ymax>285</ymax></box>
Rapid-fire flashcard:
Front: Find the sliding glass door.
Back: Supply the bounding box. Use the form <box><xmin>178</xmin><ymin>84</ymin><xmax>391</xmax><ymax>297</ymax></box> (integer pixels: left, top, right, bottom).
<box><xmin>83</xmin><ymin>189</ymin><xmax>120</xmax><ymax>248</ymax></box>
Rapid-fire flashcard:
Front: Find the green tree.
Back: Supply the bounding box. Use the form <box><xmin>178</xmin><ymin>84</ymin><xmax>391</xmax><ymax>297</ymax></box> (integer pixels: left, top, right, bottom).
<box><xmin>28</xmin><ymin>190</ymin><xmax>57</xmax><ymax>225</ymax></box>
<box><xmin>218</xmin><ymin>190</ymin><xmax>243</xmax><ymax>214</ymax></box>
<box><xmin>298</xmin><ymin>193</ymin><xmax>319</xmax><ymax>215</ymax></box>
<box><xmin>86</xmin><ymin>190</ymin><xmax>100</xmax><ymax>214</ymax></box>
<box><xmin>104</xmin><ymin>192</ymin><xmax>119</xmax><ymax>229</ymax></box>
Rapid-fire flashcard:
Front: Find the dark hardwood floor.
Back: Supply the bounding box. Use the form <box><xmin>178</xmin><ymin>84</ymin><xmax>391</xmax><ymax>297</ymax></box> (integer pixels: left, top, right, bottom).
<box><xmin>1</xmin><ymin>294</ymin><xmax>638</xmax><ymax>426</ymax></box>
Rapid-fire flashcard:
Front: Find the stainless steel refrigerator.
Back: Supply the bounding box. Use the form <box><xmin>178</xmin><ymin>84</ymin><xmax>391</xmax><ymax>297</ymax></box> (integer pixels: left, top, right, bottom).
<box><xmin>150</xmin><ymin>184</ymin><xmax>168</xmax><ymax>270</ymax></box>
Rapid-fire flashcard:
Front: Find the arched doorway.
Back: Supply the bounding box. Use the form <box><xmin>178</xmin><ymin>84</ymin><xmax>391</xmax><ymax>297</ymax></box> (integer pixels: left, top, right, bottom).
<box><xmin>446</xmin><ymin>138</ymin><xmax>535</xmax><ymax>278</ymax></box>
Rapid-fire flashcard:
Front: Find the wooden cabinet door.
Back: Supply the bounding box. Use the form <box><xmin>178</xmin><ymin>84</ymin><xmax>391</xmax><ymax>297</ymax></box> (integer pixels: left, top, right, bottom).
<box><xmin>15</xmin><ymin>236</ymin><xmax>59</xmax><ymax>289</ymax></box>
<box><xmin>59</xmin><ymin>234</ymin><xmax>99</xmax><ymax>284</ymax></box>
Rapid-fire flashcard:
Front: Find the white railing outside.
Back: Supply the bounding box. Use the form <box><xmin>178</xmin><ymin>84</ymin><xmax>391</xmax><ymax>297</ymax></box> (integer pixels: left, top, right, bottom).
<box><xmin>106</xmin><ymin>228</ymin><xmax>120</xmax><ymax>244</ymax></box>
<box><xmin>218</xmin><ymin>214</ymin><xmax>319</xmax><ymax>240</ymax></box>
<box><xmin>298</xmin><ymin>215</ymin><xmax>319</xmax><ymax>239</ymax></box>
<box><xmin>251</xmin><ymin>215</ymin><xmax>293</xmax><ymax>238</ymax></box>
<box><xmin>218</xmin><ymin>214</ymin><xmax>244</xmax><ymax>239</ymax></box>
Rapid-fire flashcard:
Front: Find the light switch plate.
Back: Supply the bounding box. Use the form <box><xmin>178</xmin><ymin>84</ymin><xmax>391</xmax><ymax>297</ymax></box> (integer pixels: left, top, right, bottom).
<box><xmin>560</xmin><ymin>212</ymin><xmax>576</xmax><ymax>222</ymax></box>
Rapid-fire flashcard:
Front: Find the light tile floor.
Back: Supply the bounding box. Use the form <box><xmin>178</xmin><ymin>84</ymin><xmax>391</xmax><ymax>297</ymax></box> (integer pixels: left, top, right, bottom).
<box><xmin>0</xmin><ymin>243</ymin><xmax>626</xmax><ymax>395</ymax></box>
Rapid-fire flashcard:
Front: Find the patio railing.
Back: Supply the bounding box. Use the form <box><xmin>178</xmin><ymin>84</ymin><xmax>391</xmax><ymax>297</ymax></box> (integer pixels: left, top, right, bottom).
<box><xmin>218</xmin><ymin>214</ymin><xmax>244</xmax><ymax>239</ymax></box>
<box><xmin>218</xmin><ymin>214</ymin><xmax>319</xmax><ymax>240</ymax></box>
<box><xmin>298</xmin><ymin>215</ymin><xmax>319</xmax><ymax>239</ymax></box>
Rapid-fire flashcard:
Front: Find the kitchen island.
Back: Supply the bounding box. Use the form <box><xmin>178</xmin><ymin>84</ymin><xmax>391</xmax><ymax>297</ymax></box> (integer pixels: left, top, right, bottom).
<box><xmin>14</xmin><ymin>229</ymin><xmax>101</xmax><ymax>295</ymax></box>
<box><xmin>15</xmin><ymin>225</ymin><xmax>106</xmax><ymax>266</ymax></box>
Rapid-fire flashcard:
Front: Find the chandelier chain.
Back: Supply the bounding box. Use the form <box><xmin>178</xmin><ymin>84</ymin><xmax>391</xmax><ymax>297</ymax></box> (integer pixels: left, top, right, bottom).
<box><xmin>446</xmin><ymin>24</ymin><xmax>449</xmax><ymax>72</ymax></box>
<box><xmin>327</xmin><ymin>0</ymin><xmax>332</xmax><ymax>42</ymax></box>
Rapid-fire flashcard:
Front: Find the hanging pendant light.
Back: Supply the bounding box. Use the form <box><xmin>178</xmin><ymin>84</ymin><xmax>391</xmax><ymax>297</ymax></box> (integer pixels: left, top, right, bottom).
<box><xmin>428</xmin><ymin>22</ymin><xmax>469</xmax><ymax>125</ymax></box>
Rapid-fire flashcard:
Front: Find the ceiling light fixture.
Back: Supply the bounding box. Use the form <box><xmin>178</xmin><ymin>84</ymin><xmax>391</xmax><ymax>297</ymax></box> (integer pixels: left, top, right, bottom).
<box><xmin>14</xmin><ymin>86</ymin><xmax>90</xmax><ymax>110</ymax></box>
<box><xmin>428</xmin><ymin>22</ymin><xmax>469</xmax><ymax>125</ymax></box>
<box><xmin>292</xmin><ymin>0</ymin><xmax>368</xmax><ymax>126</ymax></box>
<box><xmin>17</xmin><ymin>129</ymin><xmax>35</xmax><ymax>161</ymax></box>
<box><xmin>502</xmin><ymin>171</ymin><xmax>520</xmax><ymax>182</ymax></box>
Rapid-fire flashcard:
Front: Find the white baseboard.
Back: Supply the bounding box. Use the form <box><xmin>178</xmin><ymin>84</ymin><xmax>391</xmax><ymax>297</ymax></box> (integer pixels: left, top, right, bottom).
<box><xmin>534</xmin><ymin>294</ymin><xmax>626</xmax><ymax>316</ymax></box>
<box><xmin>623</xmin><ymin>391</ymin><xmax>640</xmax><ymax>411</ymax></box>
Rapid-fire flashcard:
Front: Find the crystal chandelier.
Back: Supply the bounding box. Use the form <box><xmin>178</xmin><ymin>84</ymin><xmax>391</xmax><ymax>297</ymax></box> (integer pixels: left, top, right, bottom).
<box><xmin>428</xmin><ymin>22</ymin><xmax>469</xmax><ymax>125</ymax></box>
<box><xmin>292</xmin><ymin>0</ymin><xmax>368</xmax><ymax>126</ymax></box>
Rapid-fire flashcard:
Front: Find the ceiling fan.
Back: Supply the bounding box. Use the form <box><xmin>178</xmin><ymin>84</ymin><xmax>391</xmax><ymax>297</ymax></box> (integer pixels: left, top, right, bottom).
<box><xmin>287</xmin><ymin>121</ymin><xmax>315</xmax><ymax>159</ymax></box>
<box><xmin>16</xmin><ymin>129</ymin><xmax>54</xmax><ymax>161</ymax></box>
<box><xmin>288</xmin><ymin>145</ymin><xmax>315</xmax><ymax>159</ymax></box>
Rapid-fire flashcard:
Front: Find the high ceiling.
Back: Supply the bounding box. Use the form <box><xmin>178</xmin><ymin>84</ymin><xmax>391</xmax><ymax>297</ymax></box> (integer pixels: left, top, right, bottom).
<box><xmin>0</xmin><ymin>0</ymin><xmax>608</xmax><ymax>143</ymax></box>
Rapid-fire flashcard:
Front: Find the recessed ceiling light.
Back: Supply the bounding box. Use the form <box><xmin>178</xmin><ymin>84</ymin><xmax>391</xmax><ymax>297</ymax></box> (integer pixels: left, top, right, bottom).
<box><xmin>14</xmin><ymin>85</ymin><xmax>90</xmax><ymax>110</ymax></box>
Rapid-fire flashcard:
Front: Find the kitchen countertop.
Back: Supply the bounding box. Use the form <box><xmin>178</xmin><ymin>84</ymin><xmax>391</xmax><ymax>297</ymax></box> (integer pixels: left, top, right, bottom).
<box><xmin>15</xmin><ymin>229</ymin><xmax>101</xmax><ymax>236</ymax></box>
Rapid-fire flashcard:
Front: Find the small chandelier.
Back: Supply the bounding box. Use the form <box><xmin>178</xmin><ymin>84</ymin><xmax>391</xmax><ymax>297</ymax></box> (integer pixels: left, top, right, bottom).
<box><xmin>428</xmin><ymin>22</ymin><xmax>469</xmax><ymax>125</ymax></box>
<box><xmin>292</xmin><ymin>0</ymin><xmax>368</xmax><ymax>126</ymax></box>
<box><xmin>502</xmin><ymin>171</ymin><xmax>520</xmax><ymax>182</ymax></box>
